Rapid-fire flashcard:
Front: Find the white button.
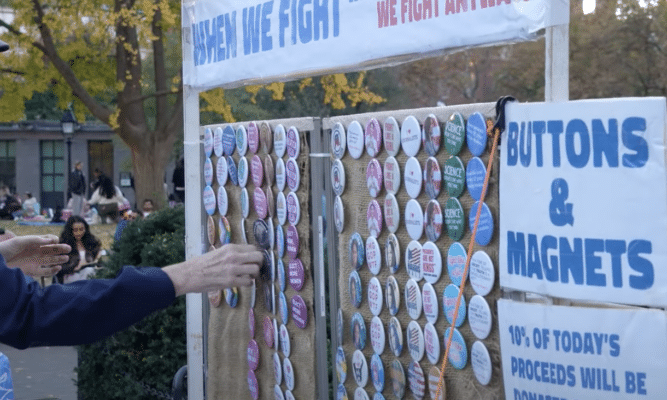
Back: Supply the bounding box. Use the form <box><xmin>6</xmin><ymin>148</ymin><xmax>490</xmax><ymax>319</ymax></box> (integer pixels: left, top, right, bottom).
<box><xmin>370</xmin><ymin>316</ymin><xmax>386</xmax><ymax>355</ymax></box>
<box><xmin>471</xmin><ymin>341</ymin><xmax>492</xmax><ymax>385</ymax></box>
<box><xmin>401</xmin><ymin>116</ymin><xmax>421</xmax><ymax>157</ymax></box>
<box><xmin>404</xmin><ymin>199</ymin><xmax>424</xmax><ymax>240</ymax></box>
<box><xmin>367</xmin><ymin>276</ymin><xmax>383</xmax><ymax>316</ymax></box>
<box><xmin>468</xmin><ymin>295</ymin><xmax>492</xmax><ymax>340</ymax></box>
<box><xmin>383</xmin><ymin>156</ymin><xmax>401</xmax><ymax>195</ymax></box>
<box><xmin>403</xmin><ymin>157</ymin><xmax>422</xmax><ymax>199</ymax></box>
<box><xmin>274</xmin><ymin>124</ymin><xmax>287</xmax><ymax>158</ymax></box>
<box><xmin>421</xmin><ymin>241</ymin><xmax>442</xmax><ymax>284</ymax></box>
<box><xmin>405</xmin><ymin>240</ymin><xmax>423</xmax><ymax>281</ymax></box>
<box><xmin>347</xmin><ymin>121</ymin><xmax>365</xmax><ymax>159</ymax></box>
<box><xmin>406</xmin><ymin>320</ymin><xmax>424</xmax><ymax>362</ymax></box>
<box><xmin>383</xmin><ymin>116</ymin><xmax>401</xmax><ymax>157</ymax></box>
<box><xmin>383</xmin><ymin>194</ymin><xmax>400</xmax><ymax>234</ymax></box>
<box><xmin>421</xmin><ymin>281</ymin><xmax>439</xmax><ymax>324</ymax></box>
<box><xmin>331</xmin><ymin>122</ymin><xmax>346</xmax><ymax>159</ymax></box>
<box><xmin>404</xmin><ymin>278</ymin><xmax>422</xmax><ymax>320</ymax></box>
<box><xmin>352</xmin><ymin>349</ymin><xmax>369</xmax><ymax>387</ymax></box>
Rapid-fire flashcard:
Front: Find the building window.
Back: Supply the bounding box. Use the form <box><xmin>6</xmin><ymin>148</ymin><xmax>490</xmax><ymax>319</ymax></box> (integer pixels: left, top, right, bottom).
<box><xmin>0</xmin><ymin>140</ymin><xmax>16</xmax><ymax>193</ymax></box>
<box><xmin>40</xmin><ymin>140</ymin><xmax>65</xmax><ymax>205</ymax></box>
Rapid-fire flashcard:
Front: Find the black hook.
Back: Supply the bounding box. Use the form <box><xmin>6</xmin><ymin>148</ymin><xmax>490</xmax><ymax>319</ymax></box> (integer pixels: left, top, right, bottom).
<box><xmin>493</xmin><ymin>95</ymin><xmax>516</xmax><ymax>133</ymax></box>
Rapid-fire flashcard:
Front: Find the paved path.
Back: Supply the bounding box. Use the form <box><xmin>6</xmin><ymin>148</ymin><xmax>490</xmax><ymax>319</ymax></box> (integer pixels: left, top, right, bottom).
<box><xmin>0</xmin><ymin>344</ymin><xmax>77</xmax><ymax>400</ymax></box>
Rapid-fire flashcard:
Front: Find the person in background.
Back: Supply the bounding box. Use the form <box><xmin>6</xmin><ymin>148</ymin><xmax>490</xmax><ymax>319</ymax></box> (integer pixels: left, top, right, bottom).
<box><xmin>89</xmin><ymin>168</ymin><xmax>106</xmax><ymax>196</ymax></box>
<box><xmin>172</xmin><ymin>158</ymin><xmax>185</xmax><ymax>203</ymax></box>
<box><xmin>0</xmin><ymin>187</ymin><xmax>21</xmax><ymax>220</ymax></box>
<box><xmin>89</xmin><ymin>176</ymin><xmax>128</xmax><ymax>223</ymax></box>
<box><xmin>20</xmin><ymin>192</ymin><xmax>40</xmax><ymax>219</ymax></box>
<box><xmin>68</xmin><ymin>161</ymin><xmax>86</xmax><ymax>217</ymax></box>
<box><xmin>141</xmin><ymin>198</ymin><xmax>155</xmax><ymax>218</ymax></box>
<box><xmin>114</xmin><ymin>201</ymin><xmax>137</xmax><ymax>242</ymax></box>
<box><xmin>56</xmin><ymin>215</ymin><xmax>102</xmax><ymax>284</ymax></box>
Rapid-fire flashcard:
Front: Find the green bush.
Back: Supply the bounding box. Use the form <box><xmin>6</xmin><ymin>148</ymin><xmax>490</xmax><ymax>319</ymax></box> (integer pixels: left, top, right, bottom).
<box><xmin>77</xmin><ymin>206</ymin><xmax>186</xmax><ymax>400</ymax></box>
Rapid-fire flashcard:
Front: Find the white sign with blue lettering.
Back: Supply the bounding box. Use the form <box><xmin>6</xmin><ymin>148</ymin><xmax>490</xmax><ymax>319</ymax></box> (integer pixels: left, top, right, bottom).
<box><xmin>499</xmin><ymin>97</ymin><xmax>667</xmax><ymax>307</ymax></box>
<box><xmin>182</xmin><ymin>0</ymin><xmax>569</xmax><ymax>90</ymax></box>
<box><xmin>498</xmin><ymin>300</ymin><xmax>667</xmax><ymax>400</ymax></box>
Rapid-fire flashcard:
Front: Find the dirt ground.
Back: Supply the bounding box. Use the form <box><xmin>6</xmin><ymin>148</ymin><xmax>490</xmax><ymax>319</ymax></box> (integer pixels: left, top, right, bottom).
<box><xmin>0</xmin><ymin>220</ymin><xmax>117</xmax><ymax>250</ymax></box>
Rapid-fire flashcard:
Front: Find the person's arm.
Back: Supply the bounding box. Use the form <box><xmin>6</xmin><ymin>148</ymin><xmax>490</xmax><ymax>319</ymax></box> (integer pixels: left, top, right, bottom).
<box><xmin>88</xmin><ymin>188</ymin><xmax>101</xmax><ymax>204</ymax></box>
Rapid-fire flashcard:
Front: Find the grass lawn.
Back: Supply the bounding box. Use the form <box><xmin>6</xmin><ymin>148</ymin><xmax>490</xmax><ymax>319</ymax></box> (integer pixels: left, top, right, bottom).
<box><xmin>0</xmin><ymin>220</ymin><xmax>118</xmax><ymax>250</ymax></box>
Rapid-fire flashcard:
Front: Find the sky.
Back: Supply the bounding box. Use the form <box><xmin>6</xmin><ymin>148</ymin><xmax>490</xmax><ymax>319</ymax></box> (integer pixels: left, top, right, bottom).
<box><xmin>583</xmin><ymin>0</ymin><xmax>596</xmax><ymax>14</ymax></box>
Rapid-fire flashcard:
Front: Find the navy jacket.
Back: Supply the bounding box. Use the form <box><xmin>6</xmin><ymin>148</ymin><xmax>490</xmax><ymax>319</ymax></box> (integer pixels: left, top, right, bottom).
<box><xmin>0</xmin><ymin>255</ymin><xmax>175</xmax><ymax>349</ymax></box>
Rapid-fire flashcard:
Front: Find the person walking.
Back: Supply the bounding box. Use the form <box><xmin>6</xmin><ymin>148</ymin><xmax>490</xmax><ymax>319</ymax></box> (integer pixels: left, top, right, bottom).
<box><xmin>68</xmin><ymin>161</ymin><xmax>86</xmax><ymax>217</ymax></box>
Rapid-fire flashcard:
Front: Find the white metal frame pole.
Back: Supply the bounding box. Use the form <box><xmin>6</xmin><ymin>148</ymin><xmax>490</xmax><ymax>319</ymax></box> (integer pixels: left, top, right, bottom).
<box><xmin>545</xmin><ymin>24</ymin><xmax>570</xmax><ymax>103</ymax></box>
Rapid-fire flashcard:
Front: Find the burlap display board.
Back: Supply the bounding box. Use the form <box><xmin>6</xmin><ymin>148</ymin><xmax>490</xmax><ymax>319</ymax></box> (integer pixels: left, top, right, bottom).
<box><xmin>332</xmin><ymin>104</ymin><xmax>504</xmax><ymax>399</ymax></box>
<box><xmin>204</xmin><ymin>120</ymin><xmax>316</xmax><ymax>400</ymax></box>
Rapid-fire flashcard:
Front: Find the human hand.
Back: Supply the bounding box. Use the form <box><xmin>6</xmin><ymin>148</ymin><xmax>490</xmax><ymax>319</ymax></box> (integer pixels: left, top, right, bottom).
<box><xmin>163</xmin><ymin>244</ymin><xmax>263</xmax><ymax>297</ymax></box>
<box><xmin>0</xmin><ymin>234</ymin><xmax>70</xmax><ymax>276</ymax></box>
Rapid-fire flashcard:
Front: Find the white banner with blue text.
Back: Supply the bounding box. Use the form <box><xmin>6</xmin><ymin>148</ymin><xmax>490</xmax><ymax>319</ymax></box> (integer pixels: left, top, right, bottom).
<box><xmin>182</xmin><ymin>0</ymin><xmax>569</xmax><ymax>90</ymax></box>
<box><xmin>499</xmin><ymin>97</ymin><xmax>667</xmax><ymax>307</ymax></box>
<box><xmin>498</xmin><ymin>300</ymin><xmax>667</xmax><ymax>400</ymax></box>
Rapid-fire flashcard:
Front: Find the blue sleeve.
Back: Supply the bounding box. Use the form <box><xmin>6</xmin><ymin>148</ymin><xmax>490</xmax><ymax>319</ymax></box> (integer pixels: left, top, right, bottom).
<box><xmin>0</xmin><ymin>255</ymin><xmax>176</xmax><ymax>349</ymax></box>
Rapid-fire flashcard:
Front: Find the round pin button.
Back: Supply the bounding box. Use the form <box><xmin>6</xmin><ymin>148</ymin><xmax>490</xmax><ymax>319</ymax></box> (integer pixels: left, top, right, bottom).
<box><xmin>349</xmin><ymin>232</ymin><xmax>365</xmax><ymax>270</ymax></box>
<box><xmin>422</xmin><ymin>114</ymin><xmax>441</xmax><ymax>156</ymax></box>
<box><xmin>407</xmin><ymin>360</ymin><xmax>426</xmax><ymax>399</ymax></box>
<box><xmin>383</xmin><ymin>116</ymin><xmax>401</xmax><ymax>156</ymax></box>
<box><xmin>444</xmin><ymin>327</ymin><xmax>467</xmax><ymax>369</ymax></box>
<box><xmin>404</xmin><ymin>278</ymin><xmax>422</xmax><ymax>320</ymax></box>
<box><xmin>264</xmin><ymin>315</ymin><xmax>275</xmax><ymax>347</ymax></box>
<box><xmin>249</xmin><ymin>308</ymin><xmax>255</xmax><ymax>336</ymax></box>
<box><xmin>423</xmin><ymin>157</ymin><xmax>441</xmax><ymax>200</ymax></box>
<box><xmin>217</xmin><ymin>186</ymin><xmax>228</xmax><ymax>215</ymax></box>
<box><xmin>278</xmin><ymin>259</ymin><xmax>286</xmax><ymax>292</ymax></box>
<box><xmin>334</xmin><ymin>195</ymin><xmax>345</xmax><ymax>233</ymax></box>
<box><xmin>366</xmin><ymin>200</ymin><xmax>383</xmax><ymax>238</ymax></box>
<box><xmin>241</xmin><ymin>219</ymin><xmax>249</xmax><ymax>244</ymax></box>
<box><xmin>347</xmin><ymin>120</ymin><xmax>364</xmax><ymax>159</ymax></box>
<box><xmin>403</xmin><ymin>156</ymin><xmax>422</xmax><ymax>199</ymax></box>
<box><xmin>331</xmin><ymin>122</ymin><xmax>347</xmax><ymax>159</ymax></box>
<box><xmin>385</xmin><ymin>234</ymin><xmax>400</xmax><ymax>274</ymax></box>
<box><xmin>331</xmin><ymin>159</ymin><xmax>346</xmax><ymax>196</ymax></box>
<box><xmin>447</xmin><ymin>242</ymin><xmax>468</xmax><ymax>286</ymax></box>
<box><xmin>349</xmin><ymin>270</ymin><xmax>362</xmax><ymax>308</ymax></box>
<box><xmin>279</xmin><ymin>292</ymin><xmax>289</xmax><ymax>324</ymax></box>
<box><xmin>207</xmin><ymin>215</ymin><xmax>216</xmax><ymax>245</ymax></box>
<box><xmin>250</xmin><ymin>155</ymin><xmax>264</xmax><ymax>187</ymax></box>
<box><xmin>264</xmin><ymin>155</ymin><xmax>275</xmax><ymax>186</ymax></box>
<box><xmin>286</xmin><ymin>126</ymin><xmax>300</xmax><ymax>158</ymax></box>
<box><xmin>469</xmin><ymin>201</ymin><xmax>494</xmax><ymax>246</ymax></box>
<box><xmin>351</xmin><ymin>312</ymin><xmax>366</xmax><ymax>350</ymax></box>
<box><xmin>219</xmin><ymin>216</ymin><xmax>231</xmax><ymax>245</ymax></box>
<box><xmin>445</xmin><ymin>198</ymin><xmax>465</xmax><ymax>241</ymax></box>
<box><xmin>276</xmin><ymin>225</ymin><xmax>285</xmax><ymax>257</ymax></box>
<box><xmin>227</xmin><ymin>156</ymin><xmax>238</xmax><ymax>186</ymax></box>
<box><xmin>276</xmin><ymin>192</ymin><xmax>287</xmax><ymax>225</ymax></box>
<box><xmin>471</xmin><ymin>341</ymin><xmax>492</xmax><ymax>385</ymax></box>
<box><xmin>285</xmin><ymin>224</ymin><xmax>299</xmax><ymax>259</ymax></box>
<box><xmin>354</xmin><ymin>387</ymin><xmax>369</xmax><ymax>400</ymax></box>
<box><xmin>288</xmin><ymin>259</ymin><xmax>305</xmax><ymax>291</ymax></box>
<box><xmin>336</xmin><ymin>384</ymin><xmax>348</xmax><ymax>400</ymax></box>
<box><xmin>275</xmin><ymin>158</ymin><xmax>286</xmax><ymax>191</ymax></box>
<box><xmin>291</xmin><ymin>294</ymin><xmax>308</xmax><ymax>329</ymax></box>
<box><xmin>466</xmin><ymin>112</ymin><xmax>487</xmax><ymax>157</ymax></box>
<box><xmin>352</xmin><ymin>349</ymin><xmax>369</xmax><ymax>387</ymax></box>
<box><xmin>421</xmin><ymin>241</ymin><xmax>442</xmax><ymax>284</ymax></box>
<box><xmin>247</xmin><ymin>369</ymin><xmax>259</xmax><ymax>400</ymax></box>
<box><xmin>248</xmin><ymin>122</ymin><xmax>260</xmax><ymax>154</ymax></box>
<box><xmin>286</xmin><ymin>192</ymin><xmax>300</xmax><ymax>226</ymax></box>
<box><xmin>379</xmin><ymin>277</ymin><xmax>397</xmax><ymax>320</ymax></box>
<box><xmin>235</xmin><ymin>125</ymin><xmax>248</xmax><ymax>156</ymax></box>
<box><xmin>388</xmin><ymin>317</ymin><xmax>403</xmax><ymax>357</ymax></box>
<box><xmin>366</xmin><ymin>158</ymin><xmax>383</xmax><ymax>198</ymax></box>
<box><xmin>238</xmin><ymin>156</ymin><xmax>249</xmax><ymax>187</ymax></box>
<box><xmin>248</xmin><ymin>339</ymin><xmax>260</xmax><ymax>370</ymax></box>
<box><xmin>383</xmin><ymin>156</ymin><xmax>401</xmax><ymax>195</ymax></box>
<box><xmin>274</xmin><ymin>124</ymin><xmax>287</xmax><ymax>158</ymax></box>
<box><xmin>422</xmin><ymin>282</ymin><xmax>439</xmax><ymax>324</ymax></box>
<box><xmin>369</xmin><ymin>316</ymin><xmax>386</xmax><ymax>356</ymax></box>
<box><xmin>254</xmin><ymin>187</ymin><xmax>268</xmax><ymax>219</ymax></box>
<box><xmin>406</xmin><ymin>320</ymin><xmax>425</xmax><ymax>362</ymax></box>
<box><xmin>286</xmin><ymin>157</ymin><xmax>300</xmax><ymax>192</ymax></box>
<box><xmin>274</xmin><ymin>353</ymin><xmax>283</xmax><ymax>385</ymax></box>
<box><xmin>203</xmin><ymin>185</ymin><xmax>216</xmax><ymax>215</ymax></box>
<box><xmin>285</xmin><ymin>390</ymin><xmax>295</xmax><ymax>400</ymax></box>
<box><xmin>443</xmin><ymin>156</ymin><xmax>466</xmax><ymax>198</ymax></box>
<box><xmin>239</xmin><ymin>188</ymin><xmax>249</xmax><ymax>219</ymax></box>
<box><xmin>260</xmin><ymin>121</ymin><xmax>273</xmax><ymax>154</ymax></box>
<box><xmin>405</xmin><ymin>240</ymin><xmax>423</xmax><ymax>281</ymax></box>
<box><xmin>443</xmin><ymin>284</ymin><xmax>466</xmax><ymax>327</ymax></box>
<box><xmin>275</xmin><ymin>384</ymin><xmax>285</xmax><ymax>400</ymax></box>
<box><xmin>429</xmin><ymin>366</ymin><xmax>445</xmax><ymax>400</ymax></box>
<box><xmin>280</xmin><ymin>323</ymin><xmax>291</xmax><ymax>357</ymax></box>
<box><xmin>208</xmin><ymin>290</ymin><xmax>222</xmax><ymax>308</ymax></box>
<box><xmin>369</xmin><ymin>353</ymin><xmax>385</xmax><ymax>392</ymax></box>
<box><xmin>468</xmin><ymin>294</ymin><xmax>492</xmax><ymax>340</ymax></box>
<box><xmin>336</xmin><ymin>346</ymin><xmax>347</xmax><ymax>383</ymax></box>
<box><xmin>204</xmin><ymin>157</ymin><xmax>214</xmax><ymax>186</ymax></box>
<box><xmin>404</xmin><ymin>199</ymin><xmax>424</xmax><ymax>241</ymax></box>
<box><xmin>424</xmin><ymin>322</ymin><xmax>440</xmax><ymax>365</ymax></box>
<box><xmin>401</xmin><ymin>116</ymin><xmax>421</xmax><ymax>157</ymax></box>
<box><xmin>337</xmin><ymin>308</ymin><xmax>344</xmax><ymax>345</ymax></box>
<box><xmin>365</xmin><ymin>118</ymin><xmax>382</xmax><ymax>157</ymax></box>
<box><xmin>366</xmin><ymin>236</ymin><xmax>382</xmax><ymax>275</ymax></box>
<box><xmin>389</xmin><ymin>359</ymin><xmax>406</xmax><ymax>399</ymax></box>
<box><xmin>382</xmin><ymin>194</ymin><xmax>399</xmax><ymax>234</ymax></box>
<box><xmin>424</xmin><ymin>199</ymin><xmax>443</xmax><ymax>242</ymax></box>
<box><xmin>212</xmin><ymin>126</ymin><xmax>222</xmax><ymax>157</ymax></box>
<box><xmin>216</xmin><ymin>156</ymin><xmax>228</xmax><ymax>186</ymax></box>
<box><xmin>203</xmin><ymin>127</ymin><xmax>213</xmax><ymax>157</ymax></box>
<box><xmin>283</xmin><ymin>357</ymin><xmax>295</xmax><ymax>391</ymax></box>
<box><xmin>367</xmin><ymin>276</ymin><xmax>383</xmax><ymax>316</ymax></box>
<box><xmin>444</xmin><ymin>112</ymin><xmax>466</xmax><ymax>156</ymax></box>
<box><xmin>470</xmin><ymin>250</ymin><xmax>495</xmax><ymax>296</ymax></box>
<box><xmin>466</xmin><ymin>157</ymin><xmax>486</xmax><ymax>201</ymax></box>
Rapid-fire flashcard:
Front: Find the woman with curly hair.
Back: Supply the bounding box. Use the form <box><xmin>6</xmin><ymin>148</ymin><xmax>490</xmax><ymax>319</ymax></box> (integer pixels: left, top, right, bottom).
<box><xmin>57</xmin><ymin>216</ymin><xmax>102</xmax><ymax>283</ymax></box>
<box><xmin>88</xmin><ymin>175</ymin><xmax>127</xmax><ymax>223</ymax></box>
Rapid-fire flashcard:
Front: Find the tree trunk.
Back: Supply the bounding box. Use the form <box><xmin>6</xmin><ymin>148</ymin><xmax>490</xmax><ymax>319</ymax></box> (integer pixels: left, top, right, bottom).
<box><xmin>129</xmin><ymin>128</ymin><xmax>178</xmax><ymax>211</ymax></box>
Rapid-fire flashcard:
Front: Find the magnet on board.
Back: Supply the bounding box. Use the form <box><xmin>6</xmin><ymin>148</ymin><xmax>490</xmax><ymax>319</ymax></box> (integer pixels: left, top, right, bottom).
<box><xmin>354</xmin><ymin>387</ymin><xmax>369</xmax><ymax>400</ymax></box>
<box><xmin>443</xmin><ymin>283</ymin><xmax>466</xmax><ymax>327</ymax></box>
<box><xmin>213</xmin><ymin>127</ymin><xmax>223</xmax><ymax>157</ymax></box>
<box><xmin>349</xmin><ymin>270</ymin><xmax>362</xmax><ymax>308</ymax></box>
<box><xmin>404</xmin><ymin>278</ymin><xmax>422</xmax><ymax>320</ymax></box>
<box><xmin>443</xmin><ymin>156</ymin><xmax>465</xmax><ymax>198</ymax></box>
<box><xmin>469</xmin><ymin>201</ymin><xmax>493</xmax><ymax>246</ymax></box>
<box><xmin>216</xmin><ymin>156</ymin><xmax>228</xmax><ymax>186</ymax></box>
<box><xmin>334</xmin><ymin>195</ymin><xmax>345</xmax><ymax>233</ymax></box>
<box><xmin>280</xmin><ymin>323</ymin><xmax>291</xmax><ymax>357</ymax></box>
<box><xmin>337</xmin><ymin>308</ymin><xmax>344</xmax><ymax>345</ymax></box>
<box><xmin>422</xmin><ymin>114</ymin><xmax>441</xmax><ymax>157</ymax></box>
<box><xmin>370</xmin><ymin>352</ymin><xmax>385</xmax><ymax>392</ymax></box>
<box><xmin>247</xmin><ymin>369</ymin><xmax>259</xmax><ymax>400</ymax></box>
<box><xmin>468</xmin><ymin>294</ymin><xmax>492</xmax><ymax>340</ymax></box>
<box><xmin>470</xmin><ymin>250</ymin><xmax>495</xmax><ymax>296</ymax></box>
<box><xmin>254</xmin><ymin>219</ymin><xmax>271</xmax><ymax>249</ymax></box>
<box><xmin>352</xmin><ymin>349</ymin><xmax>369</xmax><ymax>388</ymax></box>
<box><xmin>276</xmin><ymin>191</ymin><xmax>287</xmax><ymax>225</ymax></box>
<box><xmin>447</xmin><ymin>242</ymin><xmax>468</xmax><ymax>286</ymax></box>
<box><xmin>247</xmin><ymin>339</ymin><xmax>260</xmax><ymax>371</ymax></box>
<box><xmin>291</xmin><ymin>294</ymin><xmax>308</xmax><ymax>329</ymax></box>
<box><xmin>424</xmin><ymin>322</ymin><xmax>440</xmax><ymax>366</ymax></box>
<box><xmin>207</xmin><ymin>215</ymin><xmax>216</xmax><ymax>246</ymax></box>
<box><xmin>278</xmin><ymin>258</ymin><xmax>286</xmax><ymax>292</ymax></box>
<box><xmin>366</xmin><ymin>200</ymin><xmax>383</xmax><ymax>239</ymax></box>
<box><xmin>421</xmin><ymin>241</ymin><xmax>442</xmax><ymax>284</ymax></box>
<box><xmin>349</xmin><ymin>232</ymin><xmax>365</xmax><ymax>270</ymax></box>
<box><xmin>422</xmin><ymin>281</ymin><xmax>439</xmax><ymax>325</ymax></box>
<box><xmin>407</xmin><ymin>360</ymin><xmax>426</xmax><ymax>399</ymax></box>
<box><xmin>264</xmin><ymin>154</ymin><xmax>274</xmax><ymax>187</ymax></box>
<box><xmin>279</xmin><ymin>292</ymin><xmax>289</xmax><ymax>325</ymax></box>
<box><xmin>404</xmin><ymin>199</ymin><xmax>424</xmax><ymax>241</ymax></box>
<box><xmin>274</xmin><ymin>354</ymin><xmax>283</xmax><ymax>386</ymax></box>
<box><xmin>286</xmin><ymin>157</ymin><xmax>300</xmax><ymax>192</ymax></box>
<box><xmin>203</xmin><ymin>185</ymin><xmax>216</xmax><ymax>215</ymax></box>
<box><xmin>208</xmin><ymin>290</ymin><xmax>222</xmax><ymax>308</ymax></box>
<box><xmin>405</xmin><ymin>240</ymin><xmax>423</xmax><ymax>282</ymax></box>
<box><xmin>275</xmin><ymin>158</ymin><xmax>286</xmax><ymax>192</ymax></box>
<box><xmin>225</xmin><ymin>287</ymin><xmax>238</xmax><ymax>308</ymax></box>
<box><xmin>471</xmin><ymin>341</ymin><xmax>492</xmax><ymax>385</ymax></box>
<box><xmin>254</xmin><ymin>187</ymin><xmax>268</xmax><ymax>219</ymax></box>
<box><xmin>235</xmin><ymin>125</ymin><xmax>247</xmax><ymax>156</ymax></box>
<box><xmin>260</xmin><ymin>121</ymin><xmax>273</xmax><ymax>154</ymax></box>
<box><xmin>276</xmin><ymin>224</ymin><xmax>285</xmax><ymax>258</ymax></box>
<box><xmin>423</xmin><ymin>156</ymin><xmax>441</xmax><ymax>200</ymax></box>
<box><xmin>366</xmin><ymin>158</ymin><xmax>383</xmax><ymax>198</ymax></box>
<box><xmin>370</xmin><ymin>316</ymin><xmax>386</xmax><ymax>356</ymax></box>
<box><xmin>466</xmin><ymin>156</ymin><xmax>486</xmax><ymax>201</ymax></box>
<box><xmin>251</xmin><ymin>155</ymin><xmax>264</xmax><ymax>187</ymax></box>
<box><xmin>336</xmin><ymin>346</ymin><xmax>347</xmax><ymax>383</ymax></box>
<box><xmin>219</xmin><ymin>216</ymin><xmax>231</xmax><ymax>245</ymax></box>
<box><xmin>406</xmin><ymin>320</ymin><xmax>425</xmax><ymax>362</ymax></box>
<box><xmin>286</xmin><ymin>192</ymin><xmax>300</xmax><ymax>226</ymax></box>
<box><xmin>466</xmin><ymin>112</ymin><xmax>487</xmax><ymax>157</ymax></box>
<box><xmin>403</xmin><ymin>156</ymin><xmax>422</xmax><ymax>199</ymax></box>
<box><xmin>388</xmin><ymin>317</ymin><xmax>403</xmax><ymax>357</ymax></box>
<box><xmin>444</xmin><ymin>112</ymin><xmax>465</xmax><ymax>156</ymax></box>
<box><xmin>332</xmin><ymin>159</ymin><xmax>346</xmax><ymax>197</ymax></box>
<box><xmin>366</xmin><ymin>236</ymin><xmax>382</xmax><ymax>275</ymax></box>
<box><xmin>217</xmin><ymin>186</ymin><xmax>228</xmax><ymax>216</ymax></box>
<box><xmin>424</xmin><ymin>200</ymin><xmax>443</xmax><ymax>243</ymax></box>
<box><xmin>444</xmin><ymin>198</ymin><xmax>465</xmax><ymax>241</ymax></box>
<box><xmin>203</xmin><ymin>127</ymin><xmax>213</xmax><ymax>157</ymax></box>
<box><xmin>203</xmin><ymin>157</ymin><xmax>214</xmax><ymax>187</ymax></box>
<box><xmin>283</xmin><ymin>356</ymin><xmax>295</xmax><ymax>391</ymax></box>
<box><xmin>351</xmin><ymin>312</ymin><xmax>367</xmax><ymax>350</ymax></box>
<box><xmin>238</xmin><ymin>156</ymin><xmax>249</xmax><ymax>188</ymax></box>
<box><xmin>385</xmin><ymin>275</ymin><xmax>400</xmax><ymax>316</ymax></box>
<box><xmin>286</xmin><ymin>126</ymin><xmax>300</xmax><ymax>158</ymax></box>
<box><xmin>288</xmin><ymin>258</ymin><xmax>305</xmax><ymax>292</ymax></box>
<box><xmin>227</xmin><ymin>156</ymin><xmax>238</xmax><ymax>186</ymax></box>
<box><xmin>444</xmin><ymin>327</ymin><xmax>468</xmax><ymax>370</ymax></box>
<box><xmin>428</xmin><ymin>366</ymin><xmax>445</xmax><ymax>400</ymax></box>
<box><xmin>389</xmin><ymin>359</ymin><xmax>405</xmax><ymax>399</ymax></box>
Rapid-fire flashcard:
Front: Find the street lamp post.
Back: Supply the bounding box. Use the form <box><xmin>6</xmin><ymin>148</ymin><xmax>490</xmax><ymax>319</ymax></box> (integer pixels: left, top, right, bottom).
<box><xmin>61</xmin><ymin>110</ymin><xmax>77</xmax><ymax>207</ymax></box>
